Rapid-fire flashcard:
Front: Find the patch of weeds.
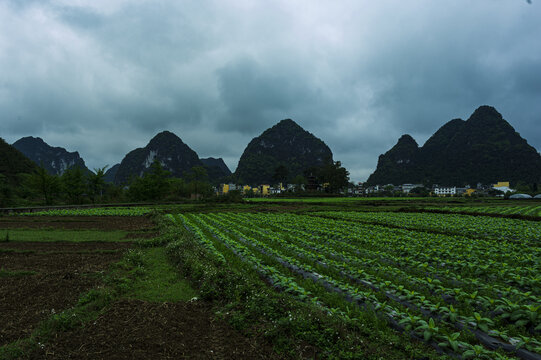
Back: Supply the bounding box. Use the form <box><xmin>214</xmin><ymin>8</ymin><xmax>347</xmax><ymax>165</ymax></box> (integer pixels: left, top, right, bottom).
<box><xmin>1</xmin><ymin>231</ymin><xmax>8</xmax><ymax>242</ymax></box>
<box><xmin>0</xmin><ymin>229</ymin><xmax>129</xmax><ymax>243</ymax></box>
<box><xmin>124</xmin><ymin>248</ymin><xmax>145</xmax><ymax>267</ymax></box>
<box><xmin>0</xmin><ymin>268</ymin><xmax>37</xmax><ymax>278</ymax></box>
<box><xmin>0</xmin><ymin>340</ymin><xmax>28</xmax><ymax>360</ymax></box>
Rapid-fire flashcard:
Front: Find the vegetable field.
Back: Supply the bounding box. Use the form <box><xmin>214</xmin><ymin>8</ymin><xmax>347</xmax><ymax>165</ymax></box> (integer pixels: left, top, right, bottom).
<box><xmin>425</xmin><ymin>205</ymin><xmax>541</xmax><ymax>218</ymax></box>
<box><xmin>171</xmin><ymin>211</ymin><xmax>541</xmax><ymax>359</ymax></box>
<box><xmin>14</xmin><ymin>206</ymin><xmax>154</xmax><ymax>217</ymax></box>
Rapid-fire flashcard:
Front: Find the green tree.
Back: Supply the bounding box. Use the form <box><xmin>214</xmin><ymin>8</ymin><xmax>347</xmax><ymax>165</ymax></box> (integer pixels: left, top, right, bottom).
<box><xmin>272</xmin><ymin>164</ymin><xmax>289</xmax><ymax>185</ymax></box>
<box><xmin>87</xmin><ymin>166</ymin><xmax>108</xmax><ymax>203</ymax></box>
<box><xmin>27</xmin><ymin>166</ymin><xmax>61</xmax><ymax>205</ymax></box>
<box><xmin>61</xmin><ymin>166</ymin><xmax>86</xmax><ymax>204</ymax></box>
<box><xmin>169</xmin><ymin>177</ymin><xmax>189</xmax><ymax>199</ymax></box>
<box><xmin>292</xmin><ymin>174</ymin><xmax>306</xmax><ymax>192</ymax></box>
<box><xmin>186</xmin><ymin>166</ymin><xmax>209</xmax><ymax>197</ymax></box>
<box><xmin>0</xmin><ymin>174</ymin><xmax>12</xmax><ymax>207</ymax></box>
<box><xmin>515</xmin><ymin>181</ymin><xmax>533</xmax><ymax>194</ymax></box>
<box><xmin>409</xmin><ymin>186</ymin><xmax>429</xmax><ymax>197</ymax></box>
<box><xmin>320</xmin><ymin>160</ymin><xmax>350</xmax><ymax>193</ymax></box>
<box><xmin>127</xmin><ymin>160</ymin><xmax>171</xmax><ymax>201</ymax></box>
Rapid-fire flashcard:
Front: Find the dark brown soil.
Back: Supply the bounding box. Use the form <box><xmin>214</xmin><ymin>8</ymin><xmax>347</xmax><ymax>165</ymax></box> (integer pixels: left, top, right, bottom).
<box><xmin>0</xmin><ymin>216</ymin><xmax>157</xmax><ymax>231</ymax></box>
<box><xmin>29</xmin><ymin>299</ymin><xmax>279</xmax><ymax>360</ymax></box>
<box><xmin>1</xmin><ymin>272</ymin><xmax>101</xmax><ymax>346</ymax></box>
<box><xmin>0</xmin><ymin>251</ymin><xmax>126</xmax><ymax>273</ymax></box>
<box><xmin>0</xmin><ymin>241</ymin><xmax>129</xmax><ymax>346</ymax></box>
<box><xmin>1</xmin><ymin>216</ymin><xmax>280</xmax><ymax>359</ymax></box>
<box><xmin>0</xmin><ymin>241</ymin><xmax>132</xmax><ymax>252</ymax></box>
<box><xmin>122</xmin><ymin>231</ymin><xmax>159</xmax><ymax>239</ymax></box>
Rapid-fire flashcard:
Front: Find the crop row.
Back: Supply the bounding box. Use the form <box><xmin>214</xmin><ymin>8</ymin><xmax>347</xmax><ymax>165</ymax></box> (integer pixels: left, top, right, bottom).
<box><xmin>425</xmin><ymin>206</ymin><xmax>541</xmax><ymax>218</ymax></box>
<box><xmin>174</xmin><ymin>211</ymin><xmax>541</xmax><ymax>359</ymax></box>
<box><xmin>14</xmin><ymin>207</ymin><xmax>154</xmax><ymax>216</ymax></box>
<box><xmin>314</xmin><ymin>211</ymin><xmax>541</xmax><ymax>244</ymax></box>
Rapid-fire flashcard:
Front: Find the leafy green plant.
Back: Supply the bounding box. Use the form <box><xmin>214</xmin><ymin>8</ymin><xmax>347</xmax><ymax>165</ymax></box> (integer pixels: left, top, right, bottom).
<box><xmin>414</xmin><ymin>318</ymin><xmax>439</xmax><ymax>342</ymax></box>
<box><xmin>437</xmin><ymin>332</ymin><xmax>461</xmax><ymax>352</ymax></box>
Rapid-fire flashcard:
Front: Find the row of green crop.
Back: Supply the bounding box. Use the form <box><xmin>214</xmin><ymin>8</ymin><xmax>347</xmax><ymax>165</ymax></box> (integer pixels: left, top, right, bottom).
<box><xmin>315</xmin><ymin>211</ymin><xmax>541</xmax><ymax>244</ymax></box>
<box><xmin>425</xmin><ymin>205</ymin><xmax>541</xmax><ymax>217</ymax></box>
<box><xmin>13</xmin><ymin>207</ymin><xmax>154</xmax><ymax>216</ymax></box>
<box><xmin>245</xmin><ymin>197</ymin><xmax>430</xmax><ymax>203</ymax></box>
<box><xmin>230</xmin><ymin>213</ymin><xmax>538</xmax><ymax>308</ymax></box>
<box><xmin>311</xmin><ymin>212</ymin><xmax>540</xmax><ymax>284</ymax></box>
<box><xmin>175</xmin><ymin>212</ymin><xmax>540</xmax><ymax>359</ymax></box>
<box><xmin>216</xmin><ymin>213</ymin><xmax>540</xmax><ymax>332</ymax></box>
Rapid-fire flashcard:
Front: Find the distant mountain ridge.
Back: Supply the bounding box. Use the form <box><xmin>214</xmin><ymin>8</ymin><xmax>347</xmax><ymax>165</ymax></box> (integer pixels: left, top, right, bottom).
<box><xmin>104</xmin><ymin>164</ymin><xmax>120</xmax><ymax>183</ymax></box>
<box><xmin>366</xmin><ymin>106</ymin><xmax>541</xmax><ymax>186</ymax></box>
<box><xmin>12</xmin><ymin>136</ymin><xmax>91</xmax><ymax>175</ymax></box>
<box><xmin>200</xmin><ymin>157</ymin><xmax>231</xmax><ymax>184</ymax></box>
<box><xmin>234</xmin><ymin>119</ymin><xmax>333</xmax><ymax>185</ymax></box>
<box><xmin>0</xmin><ymin>138</ymin><xmax>38</xmax><ymax>184</ymax></box>
<box><xmin>201</xmin><ymin>157</ymin><xmax>231</xmax><ymax>176</ymax></box>
<box><xmin>114</xmin><ymin>131</ymin><xmax>203</xmax><ymax>185</ymax></box>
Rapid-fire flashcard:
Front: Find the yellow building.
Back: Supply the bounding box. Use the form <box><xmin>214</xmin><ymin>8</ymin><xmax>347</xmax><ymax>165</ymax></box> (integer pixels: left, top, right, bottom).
<box><xmin>465</xmin><ymin>188</ymin><xmax>476</xmax><ymax>196</ymax></box>
<box><xmin>242</xmin><ymin>185</ymin><xmax>251</xmax><ymax>194</ymax></box>
<box><xmin>260</xmin><ymin>185</ymin><xmax>270</xmax><ymax>196</ymax></box>
<box><xmin>218</xmin><ymin>183</ymin><xmax>229</xmax><ymax>195</ymax></box>
<box><xmin>494</xmin><ymin>181</ymin><xmax>510</xmax><ymax>188</ymax></box>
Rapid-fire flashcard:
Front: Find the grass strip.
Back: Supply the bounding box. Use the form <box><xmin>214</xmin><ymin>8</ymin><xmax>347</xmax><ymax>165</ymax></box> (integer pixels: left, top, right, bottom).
<box><xmin>0</xmin><ymin>269</ymin><xmax>37</xmax><ymax>277</ymax></box>
<box><xmin>0</xmin><ymin>229</ymin><xmax>130</xmax><ymax>243</ymax></box>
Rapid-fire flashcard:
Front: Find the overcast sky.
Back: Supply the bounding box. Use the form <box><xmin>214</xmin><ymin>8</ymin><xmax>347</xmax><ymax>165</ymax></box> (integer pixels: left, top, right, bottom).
<box><xmin>1</xmin><ymin>0</ymin><xmax>540</xmax><ymax>182</ymax></box>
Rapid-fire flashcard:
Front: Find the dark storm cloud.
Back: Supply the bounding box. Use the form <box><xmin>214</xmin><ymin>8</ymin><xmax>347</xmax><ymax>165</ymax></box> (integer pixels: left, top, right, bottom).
<box><xmin>1</xmin><ymin>1</ymin><xmax>540</xmax><ymax>181</ymax></box>
<box><xmin>216</xmin><ymin>57</ymin><xmax>319</xmax><ymax>133</ymax></box>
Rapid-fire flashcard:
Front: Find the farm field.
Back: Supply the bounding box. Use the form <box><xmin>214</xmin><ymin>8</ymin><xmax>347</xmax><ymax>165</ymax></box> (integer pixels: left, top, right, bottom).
<box><xmin>171</xmin><ymin>207</ymin><xmax>541</xmax><ymax>359</ymax></box>
<box><xmin>0</xmin><ymin>213</ymin><xmax>273</xmax><ymax>359</ymax></box>
<box><xmin>246</xmin><ymin>196</ymin><xmax>432</xmax><ymax>203</ymax></box>
<box><xmin>2</xmin><ymin>200</ymin><xmax>540</xmax><ymax>359</ymax></box>
<box><xmin>424</xmin><ymin>204</ymin><xmax>541</xmax><ymax>218</ymax></box>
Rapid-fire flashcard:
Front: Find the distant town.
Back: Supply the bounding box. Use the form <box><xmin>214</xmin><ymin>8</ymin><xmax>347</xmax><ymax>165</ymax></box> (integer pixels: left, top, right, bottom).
<box><xmin>215</xmin><ymin>181</ymin><xmax>540</xmax><ymax>199</ymax></box>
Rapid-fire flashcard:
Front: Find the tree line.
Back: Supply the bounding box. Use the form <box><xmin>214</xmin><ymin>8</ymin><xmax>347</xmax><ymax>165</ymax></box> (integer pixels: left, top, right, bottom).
<box><xmin>0</xmin><ymin>159</ymin><xmax>216</xmax><ymax>207</ymax></box>
<box><xmin>1</xmin><ymin>158</ymin><xmax>351</xmax><ymax>207</ymax></box>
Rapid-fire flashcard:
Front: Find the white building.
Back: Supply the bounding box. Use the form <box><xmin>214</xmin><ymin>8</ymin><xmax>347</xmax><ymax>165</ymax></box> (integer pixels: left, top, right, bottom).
<box><xmin>402</xmin><ymin>184</ymin><xmax>424</xmax><ymax>193</ymax></box>
<box><xmin>434</xmin><ymin>186</ymin><xmax>456</xmax><ymax>196</ymax></box>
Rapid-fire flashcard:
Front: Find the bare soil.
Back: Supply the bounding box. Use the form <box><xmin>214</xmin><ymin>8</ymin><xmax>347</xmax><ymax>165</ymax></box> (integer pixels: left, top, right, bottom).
<box><xmin>29</xmin><ymin>299</ymin><xmax>279</xmax><ymax>359</ymax></box>
<box><xmin>0</xmin><ymin>241</ymin><xmax>132</xmax><ymax>253</ymax></box>
<box><xmin>1</xmin><ymin>216</ymin><xmax>279</xmax><ymax>359</ymax></box>
<box><xmin>0</xmin><ymin>216</ymin><xmax>156</xmax><ymax>231</ymax></box>
<box><xmin>0</xmin><ymin>250</ymin><xmax>125</xmax><ymax>273</ymax></box>
<box><xmin>0</xmin><ymin>241</ymin><xmax>128</xmax><ymax>345</ymax></box>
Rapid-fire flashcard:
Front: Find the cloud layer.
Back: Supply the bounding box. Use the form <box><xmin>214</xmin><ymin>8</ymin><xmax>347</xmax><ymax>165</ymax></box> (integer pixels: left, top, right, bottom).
<box><xmin>1</xmin><ymin>0</ymin><xmax>540</xmax><ymax>181</ymax></box>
